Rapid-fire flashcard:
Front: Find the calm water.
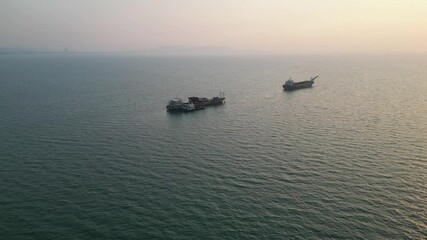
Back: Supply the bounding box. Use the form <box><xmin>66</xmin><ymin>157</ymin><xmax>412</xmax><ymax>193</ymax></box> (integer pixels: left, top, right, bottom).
<box><xmin>0</xmin><ymin>54</ymin><xmax>426</xmax><ymax>239</ymax></box>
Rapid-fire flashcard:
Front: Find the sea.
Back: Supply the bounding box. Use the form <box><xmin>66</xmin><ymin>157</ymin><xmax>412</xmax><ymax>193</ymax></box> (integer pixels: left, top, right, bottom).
<box><xmin>0</xmin><ymin>54</ymin><xmax>426</xmax><ymax>239</ymax></box>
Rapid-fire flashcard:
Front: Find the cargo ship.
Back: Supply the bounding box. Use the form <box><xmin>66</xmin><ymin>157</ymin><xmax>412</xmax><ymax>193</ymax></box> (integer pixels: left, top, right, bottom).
<box><xmin>283</xmin><ymin>75</ymin><xmax>318</xmax><ymax>91</ymax></box>
<box><xmin>166</xmin><ymin>92</ymin><xmax>225</xmax><ymax>112</ymax></box>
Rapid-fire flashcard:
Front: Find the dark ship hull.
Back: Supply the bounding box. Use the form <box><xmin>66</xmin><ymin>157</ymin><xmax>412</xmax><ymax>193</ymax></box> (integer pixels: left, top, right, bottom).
<box><xmin>283</xmin><ymin>80</ymin><xmax>314</xmax><ymax>91</ymax></box>
<box><xmin>166</xmin><ymin>106</ymin><xmax>183</xmax><ymax>112</ymax></box>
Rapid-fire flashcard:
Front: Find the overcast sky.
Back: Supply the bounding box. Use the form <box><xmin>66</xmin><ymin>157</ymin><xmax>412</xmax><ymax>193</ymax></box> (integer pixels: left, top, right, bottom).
<box><xmin>1</xmin><ymin>0</ymin><xmax>426</xmax><ymax>54</ymax></box>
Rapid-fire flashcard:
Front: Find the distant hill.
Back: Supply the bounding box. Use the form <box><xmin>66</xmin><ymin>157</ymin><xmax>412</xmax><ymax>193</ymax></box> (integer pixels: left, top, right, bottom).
<box><xmin>0</xmin><ymin>48</ymin><xmax>63</xmax><ymax>55</ymax></box>
<box><xmin>0</xmin><ymin>48</ymin><xmax>37</xmax><ymax>54</ymax></box>
<box><xmin>142</xmin><ymin>45</ymin><xmax>234</xmax><ymax>55</ymax></box>
<box><xmin>0</xmin><ymin>46</ymin><xmax>235</xmax><ymax>55</ymax></box>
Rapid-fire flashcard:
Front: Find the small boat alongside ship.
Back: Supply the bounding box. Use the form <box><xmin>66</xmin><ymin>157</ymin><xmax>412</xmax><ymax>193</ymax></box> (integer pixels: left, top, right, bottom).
<box><xmin>166</xmin><ymin>98</ymin><xmax>184</xmax><ymax>111</ymax></box>
<box><xmin>283</xmin><ymin>75</ymin><xmax>318</xmax><ymax>91</ymax></box>
<box><xmin>167</xmin><ymin>92</ymin><xmax>225</xmax><ymax>112</ymax></box>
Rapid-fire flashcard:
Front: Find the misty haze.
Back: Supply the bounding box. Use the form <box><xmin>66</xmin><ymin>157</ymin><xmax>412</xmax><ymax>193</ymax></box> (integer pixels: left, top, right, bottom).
<box><xmin>1</xmin><ymin>1</ymin><xmax>426</xmax><ymax>239</ymax></box>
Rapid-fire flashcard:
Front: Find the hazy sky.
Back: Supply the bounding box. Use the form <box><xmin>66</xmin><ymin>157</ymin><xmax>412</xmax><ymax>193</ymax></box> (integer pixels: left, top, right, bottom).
<box><xmin>1</xmin><ymin>0</ymin><xmax>426</xmax><ymax>54</ymax></box>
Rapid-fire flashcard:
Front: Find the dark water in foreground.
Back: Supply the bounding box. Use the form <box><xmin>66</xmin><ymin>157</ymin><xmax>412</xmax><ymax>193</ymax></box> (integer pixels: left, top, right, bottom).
<box><xmin>0</xmin><ymin>54</ymin><xmax>426</xmax><ymax>239</ymax></box>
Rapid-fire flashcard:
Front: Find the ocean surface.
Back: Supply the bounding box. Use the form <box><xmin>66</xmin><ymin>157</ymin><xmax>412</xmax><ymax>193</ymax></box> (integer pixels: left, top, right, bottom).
<box><xmin>0</xmin><ymin>54</ymin><xmax>426</xmax><ymax>239</ymax></box>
